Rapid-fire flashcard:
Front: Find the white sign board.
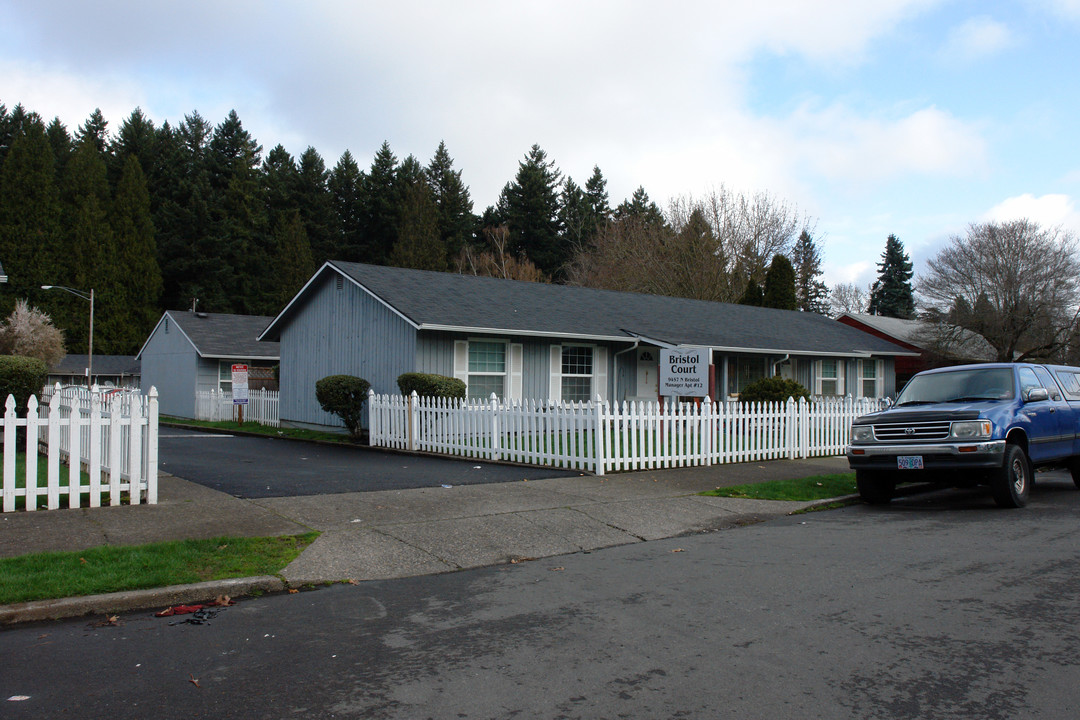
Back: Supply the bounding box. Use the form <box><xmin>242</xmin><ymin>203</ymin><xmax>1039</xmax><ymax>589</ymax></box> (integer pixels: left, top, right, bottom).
<box><xmin>231</xmin><ymin>364</ymin><xmax>249</xmax><ymax>405</ymax></box>
<box><xmin>659</xmin><ymin>348</ymin><xmax>710</xmax><ymax>397</ymax></box>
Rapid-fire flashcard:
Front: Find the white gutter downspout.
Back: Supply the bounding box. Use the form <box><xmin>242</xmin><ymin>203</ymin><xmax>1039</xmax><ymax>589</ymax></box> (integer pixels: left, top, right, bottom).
<box><xmin>772</xmin><ymin>354</ymin><xmax>790</xmax><ymax>376</ymax></box>
<box><xmin>613</xmin><ymin>340</ymin><xmax>641</xmax><ymax>403</ymax></box>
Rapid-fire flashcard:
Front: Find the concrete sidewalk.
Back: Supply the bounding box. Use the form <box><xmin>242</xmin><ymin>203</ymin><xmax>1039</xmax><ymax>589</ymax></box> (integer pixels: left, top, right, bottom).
<box><xmin>0</xmin><ymin>456</ymin><xmax>853</xmax><ymax>623</ymax></box>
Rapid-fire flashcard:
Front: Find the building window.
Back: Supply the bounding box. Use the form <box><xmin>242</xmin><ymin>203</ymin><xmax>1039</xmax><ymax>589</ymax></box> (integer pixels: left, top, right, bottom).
<box><xmin>561</xmin><ymin>346</ymin><xmax>594</xmax><ymax>402</ymax></box>
<box><xmin>219</xmin><ymin>361</ymin><xmax>234</xmax><ymax>393</ymax></box>
<box><xmin>468</xmin><ymin>341</ymin><xmax>506</xmax><ymax>400</ymax></box>
<box><xmin>860</xmin><ymin>360</ymin><xmax>880</xmax><ymax>398</ymax></box>
<box><xmin>728</xmin><ymin>356</ymin><xmax>767</xmax><ymax>396</ymax></box>
<box><xmin>817</xmin><ymin>359</ymin><xmax>844</xmax><ymax>396</ymax></box>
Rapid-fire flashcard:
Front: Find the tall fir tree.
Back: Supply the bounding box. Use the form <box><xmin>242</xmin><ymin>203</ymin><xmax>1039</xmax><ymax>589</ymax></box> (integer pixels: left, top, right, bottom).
<box><xmin>297</xmin><ymin>146</ymin><xmax>335</xmax><ymax>265</ymax></box>
<box><xmin>111</xmin><ymin>154</ymin><xmax>163</xmax><ymax>351</ymax></box>
<box><xmin>868</xmin><ymin>234</ymin><xmax>915</xmax><ymax>318</ymax></box>
<box><xmin>501</xmin><ymin>144</ymin><xmax>565</xmax><ymax>277</ymax></box>
<box><xmin>426</xmin><ymin>141</ymin><xmax>474</xmax><ymax>262</ymax></box>
<box><xmin>762</xmin><ymin>254</ymin><xmax>798</xmax><ymax>310</ymax></box>
<box><xmin>328</xmin><ymin>150</ymin><xmax>366</xmax><ymax>262</ymax></box>
<box><xmin>267</xmin><ymin>210</ymin><xmax>315</xmax><ymax>311</ymax></box>
<box><xmin>583</xmin><ymin>165</ymin><xmax>611</xmax><ymax>242</ymax></box>
<box><xmin>0</xmin><ymin>115</ymin><xmax>63</xmax><ymax>316</ymax></box>
<box><xmin>791</xmin><ymin>230</ymin><xmax>829</xmax><ymax>314</ymax></box>
<box><xmin>109</xmin><ymin>108</ymin><xmax>158</xmax><ymax>187</ymax></box>
<box><xmin>389</xmin><ymin>157</ymin><xmax>445</xmax><ymax>271</ymax></box>
<box><xmin>615</xmin><ymin>186</ymin><xmax>665</xmax><ymax>227</ymax></box>
<box><xmin>45</xmin><ymin>117</ymin><xmax>72</xmax><ymax>174</ymax></box>
<box><xmin>74</xmin><ymin>108</ymin><xmax>109</xmax><ymax>155</ymax></box>
<box><xmin>262</xmin><ymin>144</ymin><xmax>300</xmax><ymax>231</ymax></box>
<box><xmin>558</xmin><ymin>177</ymin><xmax>591</xmax><ymax>250</ymax></box>
<box><xmin>361</xmin><ymin>141</ymin><xmax>398</xmax><ymax>264</ymax></box>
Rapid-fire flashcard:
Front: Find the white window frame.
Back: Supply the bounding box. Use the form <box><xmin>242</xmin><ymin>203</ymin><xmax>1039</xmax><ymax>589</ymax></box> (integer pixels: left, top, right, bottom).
<box><xmin>549</xmin><ymin>344</ymin><xmax>608</xmax><ymax>403</ymax></box>
<box><xmin>815</xmin><ymin>359</ymin><xmax>845</xmax><ymax>397</ymax></box>
<box><xmin>454</xmin><ymin>339</ymin><xmax>522</xmax><ymax>401</ymax></box>
<box><xmin>857</xmin><ymin>359</ymin><xmax>884</xmax><ymax>398</ymax></box>
<box><xmin>560</xmin><ymin>345</ymin><xmax>595</xmax><ymax>403</ymax></box>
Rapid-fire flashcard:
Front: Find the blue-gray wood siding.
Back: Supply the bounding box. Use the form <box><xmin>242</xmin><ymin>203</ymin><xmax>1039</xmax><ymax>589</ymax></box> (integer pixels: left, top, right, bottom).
<box><xmin>278</xmin><ymin>272</ymin><xmax>417</xmax><ymax>428</ymax></box>
<box><xmin>139</xmin><ymin>316</ymin><xmax>199</xmax><ymax>418</ymax></box>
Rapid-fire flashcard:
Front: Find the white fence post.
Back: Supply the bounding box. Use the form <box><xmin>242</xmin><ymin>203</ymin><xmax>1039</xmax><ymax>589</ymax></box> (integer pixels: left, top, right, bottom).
<box><xmin>2</xmin><ymin>396</ymin><xmax>16</xmax><ymax>512</ymax></box>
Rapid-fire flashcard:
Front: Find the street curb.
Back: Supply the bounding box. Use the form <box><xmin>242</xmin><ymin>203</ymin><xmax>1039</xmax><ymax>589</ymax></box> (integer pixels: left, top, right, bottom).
<box><xmin>0</xmin><ymin>575</ymin><xmax>285</xmax><ymax>625</ymax></box>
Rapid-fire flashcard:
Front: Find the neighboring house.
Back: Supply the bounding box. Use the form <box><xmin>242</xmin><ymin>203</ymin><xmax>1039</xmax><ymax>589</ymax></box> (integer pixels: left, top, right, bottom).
<box><xmin>47</xmin><ymin>354</ymin><xmax>140</xmax><ymax>388</ymax></box>
<box><xmin>136</xmin><ymin>311</ymin><xmax>280</xmax><ymax>418</ymax></box>
<box><xmin>836</xmin><ymin>313</ymin><xmax>997</xmax><ymax>388</ymax></box>
<box><xmin>259</xmin><ymin>262</ymin><xmax>914</xmax><ymax>432</ymax></box>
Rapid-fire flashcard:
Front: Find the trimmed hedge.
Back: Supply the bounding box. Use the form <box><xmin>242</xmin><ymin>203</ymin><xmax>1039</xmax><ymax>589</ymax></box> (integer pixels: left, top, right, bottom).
<box><xmin>397</xmin><ymin>372</ymin><xmax>466</xmax><ymax>400</ymax></box>
<box><xmin>315</xmin><ymin>375</ymin><xmax>371</xmax><ymax>438</ymax></box>
<box><xmin>0</xmin><ymin>355</ymin><xmax>48</xmax><ymax>411</ymax></box>
<box><xmin>738</xmin><ymin>376</ymin><xmax>811</xmax><ymax>404</ymax></box>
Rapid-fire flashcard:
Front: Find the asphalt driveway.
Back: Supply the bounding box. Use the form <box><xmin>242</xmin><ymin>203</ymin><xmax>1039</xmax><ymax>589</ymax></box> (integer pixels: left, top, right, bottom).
<box><xmin>158</xmin><ymin>427</ymin><xmax>583</xmax><ymax>498</ymax></box>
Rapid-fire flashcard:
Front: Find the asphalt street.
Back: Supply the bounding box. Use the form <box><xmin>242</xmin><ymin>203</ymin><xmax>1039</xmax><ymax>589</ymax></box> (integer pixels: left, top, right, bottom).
<box><xmin>4</xmin><ymin>472</ymin><xmax>1079</xmax><ymax>719</ymax></box>
<box><xmin>158</xmin><ymin>427</ymin><xmax>582</xmax><ymax>497</ymax></box>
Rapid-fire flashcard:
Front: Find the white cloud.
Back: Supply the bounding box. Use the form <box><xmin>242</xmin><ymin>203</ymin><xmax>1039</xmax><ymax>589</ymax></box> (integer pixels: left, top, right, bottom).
<box><xmin>942</xmin><ymin>16</ymin><xmax>1015</xmax><ymax>62</ymax></box>
<box><xmin>985</xmin><ymin>193</ymin><xmax>1080</xmax><ymax>234</ymax></box>
<box><xmin>1037</xmin><ymin>0</ymin><xmax>1080</xmax><ymax>21</ymax></box>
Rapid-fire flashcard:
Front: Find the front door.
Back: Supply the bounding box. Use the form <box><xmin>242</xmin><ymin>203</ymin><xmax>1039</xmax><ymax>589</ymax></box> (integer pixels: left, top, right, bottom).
<box><xmin>636</xmin><ymin>348</ymin><xmax>658</xmax><ymax>400</ymax></box>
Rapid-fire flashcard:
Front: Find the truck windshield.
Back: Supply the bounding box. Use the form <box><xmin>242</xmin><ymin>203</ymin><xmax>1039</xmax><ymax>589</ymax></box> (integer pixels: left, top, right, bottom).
<box><xmin>895</xmin><ymin>368</ymin><xmax>1015</xmax><ymax>405</ymax></box>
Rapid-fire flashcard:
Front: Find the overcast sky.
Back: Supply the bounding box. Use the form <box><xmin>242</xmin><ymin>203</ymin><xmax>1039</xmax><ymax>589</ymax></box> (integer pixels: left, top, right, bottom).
<box><xmin>3</xmin><ymin>0</ymin><xmax>1079</xmax><ymax>294</ymax></box>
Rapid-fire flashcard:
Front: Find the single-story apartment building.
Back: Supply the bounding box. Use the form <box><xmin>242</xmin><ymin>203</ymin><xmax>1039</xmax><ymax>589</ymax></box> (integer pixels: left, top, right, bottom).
<box><xmin>47</xmin><ymin>354</ymin><xmax>141</xmax><ymax>389</ymax></box>
<box><xmin>137</xmin><ymin>310</ymin><xmax>280</xmax><ymax>418</ymax></box>
<box><xmin>259</xmin><ymin>262</ymin><xmax>914</xmax><ymax>432</ymax></box>
<box><xmin>837</xmin><ymin>313</ymin><xmax>997</xmax><ymax>388</ymax></box>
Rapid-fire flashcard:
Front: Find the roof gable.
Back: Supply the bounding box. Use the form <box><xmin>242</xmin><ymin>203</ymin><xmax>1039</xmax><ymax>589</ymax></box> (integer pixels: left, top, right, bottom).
<box><xmin>140</xmin><ymin>311</ymin><xmax>279</xmax><ymax>360</ymax></box>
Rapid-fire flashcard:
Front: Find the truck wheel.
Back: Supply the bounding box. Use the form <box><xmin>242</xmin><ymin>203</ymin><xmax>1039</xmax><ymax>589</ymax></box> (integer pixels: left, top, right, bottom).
<box><xmin>991</xmin><ymin>444</ymin><xmax>1031</xmax><ymax>508</ymax></box>
<box><xmin>856</xmin><ymin>470</ymin><xmax>895</xmax><ymax>505</ymax></box>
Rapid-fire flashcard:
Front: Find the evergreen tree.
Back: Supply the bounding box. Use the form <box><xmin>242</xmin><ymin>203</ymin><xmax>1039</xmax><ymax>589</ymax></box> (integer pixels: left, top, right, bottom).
<box><xmin>111</xmin><ymin>154</ymin><xmax>163</xmax><ymax>351</ymax></box>
<box><xmin>868</xmin><ymin>234</ymin><xmax>915</xmax><ymax>318</ymax></box>
<box><xmin>297</xmin><ymin>146</ymin><xmax>335</xmax><ymax>265</ymax></box>
<box><xmin>109</xmin><ymin>108</ymin><xmax>158</xmax><ymax>186</ymax></box>
<box><xmin>74</xmin><ymin>109</ymin><xmax>109</xmax><ymax>155</ymax></box>
<box><xmin>615</xmin><ymin>186</ymin><xmax>665</xmax><ymax>227</ymax></box>
<box><xmin>426</xmin><ymin>141</ymin><xmax>474</xmax><ymax>262</ymax></box>
<box><xmin>361</xmin><ymin>141</ymin><xmax>398</xmax><ymax>264</ymax></box>
<box><xmin>501</xmin><ymin>144</ymin><xmax>565</xmax><ymax>277</ymax></box>
<box><xmin>582</xmin><ymin>165</ymin><xmax>611</xmax><ymax>244</ymax></box>
<box><xmin>58</xmin><ymin>137</ymin><xmax>123</xmax><ymax>353</ymax></box>
<box><xmin>792</xmin><ymin>230</ymin><xmax>829</xmax><ymax>314</ymax></box>
<box><xmin>739</xmin><ymin>278</ymin><xmax>764</xmax><ymax>306</ymax></box>
<box><xmin>762</xmin><ymin>254</ymin><xmax>798</xmax><ymax>310</ymax></box>
<box><xmin>0</xmin><ymin>116</ymin><xmax>62</xmax><ymax>316</ymax></box>
<box><xmin>45</xmin><ymin>117</ymin><xmax>72</xmax><ymax>173</ymax></box>
<box><xmin>267</xmin><ymin>210</ymin><xmax>315</xmax><ymax>310</ymax></box>
<box><xmin>389</xmin><ymin>158</ymin><xmax>445</xmax><ymax>271</ymax></box>
<box><xmin>262</xmin><ymin>144</ymin><xmax>300</xmax><ymax>230</ymax></box>
<box><xmin>558</xmin><ymin>177</ymin><xmax>591</xmax><ymax>250</ymax></box>
<box><xmin>328</xmin><ymin>150</ymin><xmax>366</xmax><ymax>262</ymax></box>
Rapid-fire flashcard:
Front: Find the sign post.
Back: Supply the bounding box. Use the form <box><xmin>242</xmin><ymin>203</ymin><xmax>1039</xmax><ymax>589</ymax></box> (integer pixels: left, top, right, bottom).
<box><xmin>231</xmin><ymin>364</ymin><xmax>249</xmax><ymax>425</ymax></box>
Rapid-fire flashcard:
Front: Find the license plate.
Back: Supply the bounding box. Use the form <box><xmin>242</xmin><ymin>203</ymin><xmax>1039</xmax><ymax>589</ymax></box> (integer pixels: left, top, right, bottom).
<box><xmin>897</xmin><ymin>455</ymin><xmax>924</xmax><ymax>470</ymax></box>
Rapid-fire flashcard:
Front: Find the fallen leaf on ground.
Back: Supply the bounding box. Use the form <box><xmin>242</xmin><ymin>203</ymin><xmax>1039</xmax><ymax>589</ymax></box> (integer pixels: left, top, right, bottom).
<box><xmin>671</xmin><ymin>548</ymin><xmax>685</xmax><ymax>553</ymax></box>
<box><xmin>288</xmin><ymin>588</ymin><xmax>299</xmax><ymax>594</ymax></box>
<box><xmin>550</xmin><ymin>567</ymin><xmax>565</xmax><ymax>572</ymax></box>
<box><xmin>188</xmin><ymin>674</ymin><xmax>200</xmax><ymax>688</ymax></box>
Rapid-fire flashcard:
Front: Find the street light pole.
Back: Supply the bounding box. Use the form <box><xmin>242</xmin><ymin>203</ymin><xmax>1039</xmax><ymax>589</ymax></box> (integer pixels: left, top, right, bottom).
<box><xmin>41</xmin><ymin>285</ymin><xmax>94</xmax><ymax>389</ymax></box>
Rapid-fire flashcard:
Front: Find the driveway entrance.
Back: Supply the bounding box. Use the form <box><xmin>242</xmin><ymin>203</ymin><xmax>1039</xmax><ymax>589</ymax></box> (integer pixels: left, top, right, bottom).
<box><xmin>159</xmin><ymin>427</ymin><xmax>582</xmax><ymax>498</ymax></box>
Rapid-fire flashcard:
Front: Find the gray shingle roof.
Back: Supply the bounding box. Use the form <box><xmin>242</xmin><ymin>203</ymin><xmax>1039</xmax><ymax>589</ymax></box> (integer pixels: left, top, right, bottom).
<box><xmin>50</xmin><ymin>354</ymin><xmax>140</xmax><ymax>376</ymax></box>
<box><xmin>841</xmin><ymin>313</ymin><xmax>996</xmax><ymax>361</ymax></box>
<box><xmin>264</xmin><ymin>262</ymin><xmax>912</xmax><ymax>357</ymax></box>
<box><xmin>164</xmin><ymin>311</ymin><xmax>279</xmax><ymax>359</ymax></box>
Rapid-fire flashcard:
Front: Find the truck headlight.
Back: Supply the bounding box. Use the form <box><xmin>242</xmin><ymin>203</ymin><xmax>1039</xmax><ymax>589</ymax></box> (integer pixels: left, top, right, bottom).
<box><xmin>851</xmin><ymin>425</ymin><xmax>873</xmax><ymax>442</ymax></box>
<box><xmin>951</xmin><ymin>420</ymin><xmax>992</xmax><ymax>439</ymax></box>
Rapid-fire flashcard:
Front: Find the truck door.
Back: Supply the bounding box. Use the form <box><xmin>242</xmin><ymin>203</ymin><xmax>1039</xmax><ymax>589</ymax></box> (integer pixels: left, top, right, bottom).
<box><xmin>1019</xmin><ymin>367</ymin><xmax>1070</xmax><ymax>461</ymax></box>
<box><xmin>1033</xmin><ymin>366</ymin><xmax>1075</xmax><ymax>459</ymax></box>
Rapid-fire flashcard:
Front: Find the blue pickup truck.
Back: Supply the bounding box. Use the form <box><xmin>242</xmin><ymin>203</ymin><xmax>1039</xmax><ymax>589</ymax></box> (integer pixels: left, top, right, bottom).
<box><xmin>847</xmin><ymin>362</ymin><xmax>1080</xmax><ymax>508</ymax></box>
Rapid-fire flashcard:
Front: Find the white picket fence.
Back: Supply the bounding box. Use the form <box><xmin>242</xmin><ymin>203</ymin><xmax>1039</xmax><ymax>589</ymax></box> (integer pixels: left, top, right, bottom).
<box><xmin>1</xmin><ymin>385</ymin><xmax>159</xmax><ymax>512</ymax></box>
<box><xmin>195</xmin><ymin>389</ymin><xmax>280</xmax><ymax>427</ymax></box>
<box><xmin>368</xmin><ymin>391</ymin><xmax>884</xmax><ymax>475</ymax></box>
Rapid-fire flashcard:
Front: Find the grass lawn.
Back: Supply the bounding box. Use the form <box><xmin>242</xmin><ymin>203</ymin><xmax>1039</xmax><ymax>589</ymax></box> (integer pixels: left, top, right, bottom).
<box><xmin>162</xmin><ymin>416</ymin><xmax>354</xmax><ymax>443</ymax></box>
<box><xmin>0</xmin><ymin>532</ymin><xmax>320</xmax><ymax>605</ymax></box>
<box><xmin>1</xmin><ymin>451</ymin><xmax>92</xmax><ymax>510</ymax></box>
<box><xmin>701</xmin><ymin>473</ymin><xmax>858</xmax><ymax>502</ymax></box>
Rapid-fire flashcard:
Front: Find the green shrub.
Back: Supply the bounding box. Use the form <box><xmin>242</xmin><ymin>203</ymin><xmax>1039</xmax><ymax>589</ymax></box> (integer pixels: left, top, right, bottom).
<box><xmin>315</xmin><ymin>375</ymin><xmax>371</xmax><ymax>438</ymax></box>
<box><xmin>0</xmin><ymin>355</ymin><xmax>49</xmax><ymax>411</ymax></box>
<box><xmin>397</xmin><ymin>372</ymin><xmax>466</xmax><ymax>400</ymax></box>
<box><xmin>738</xmin><ymin>376</ymin><xmax>810</xmax><ymax>404</ymax></box>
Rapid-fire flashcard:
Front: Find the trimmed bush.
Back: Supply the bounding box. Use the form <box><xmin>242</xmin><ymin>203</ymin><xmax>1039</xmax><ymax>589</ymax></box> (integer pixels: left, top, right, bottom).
<box><xmin>738</xmin><ymin>376</ymin><xmax>811</xmax><ymax>404</ymax></box>
<box><xmin>397</xmin><ymin>372</ymin><xmax>466</xmax><ymax>400</ymax></box>
<box><xmin>315</xmin><ymin>375</ymin><xmax>371</xmax><ymax>438</ymax></box>
<box><xmin>0</xmin><ymin>355</ymin><xmax>49</xmax><ymax>411</ymax></box>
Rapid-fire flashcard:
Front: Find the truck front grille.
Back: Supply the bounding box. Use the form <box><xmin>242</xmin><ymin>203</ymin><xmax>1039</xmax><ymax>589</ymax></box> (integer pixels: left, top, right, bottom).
<box><xmin>873</xmin><ymin>421</ymin><xmax>952</xmax><ymax>442</ymax></box>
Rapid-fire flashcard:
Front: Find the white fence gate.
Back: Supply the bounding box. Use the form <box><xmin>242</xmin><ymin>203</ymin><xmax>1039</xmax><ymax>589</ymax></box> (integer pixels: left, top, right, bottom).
<box><xmin>195</xmin><ymin>389</ymin><xmax>280</xmax><ymax>427</ymax></box>
<box><xmin>1</xmin><ymin>385</ymin><xmax>159</xmax><ymax>512</ymax></box>
<box><xmin>368</xmin><ymin>391</ymin><xmax>883</xmax><ymax>475</ymax></box>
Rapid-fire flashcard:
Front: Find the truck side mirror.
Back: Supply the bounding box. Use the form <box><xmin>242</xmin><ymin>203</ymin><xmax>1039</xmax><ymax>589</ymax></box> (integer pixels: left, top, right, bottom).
<box><xmin>1025</xmin><ymin>387</ymin><xmax>1050</xmax><ymax>402</ymax></box>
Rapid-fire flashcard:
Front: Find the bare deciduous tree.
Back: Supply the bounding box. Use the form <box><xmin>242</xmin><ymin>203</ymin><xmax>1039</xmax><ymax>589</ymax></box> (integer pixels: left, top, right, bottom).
<box><xmin>828</xmin><ymin>282</ymin><xmax>870</xmax><ymax>317</ymax></box>
<box><xmin>456</xmin><ymin>225</ymin><xmax>548</xmax><ymax>283</ymax></box>
<box><xmin>918</xmin><ymin>219</ymin><xmax>1080</xmax><ymax>362</ymax></box>
<box><xmin>0</xmin><ymin>299</ymin><xmax>66</xmax><ymax>365</ymax></box>
<box><xmin>569</xmin><ymin>186</ymin><xmax>812</xmax><ymax>303</ymax></box>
